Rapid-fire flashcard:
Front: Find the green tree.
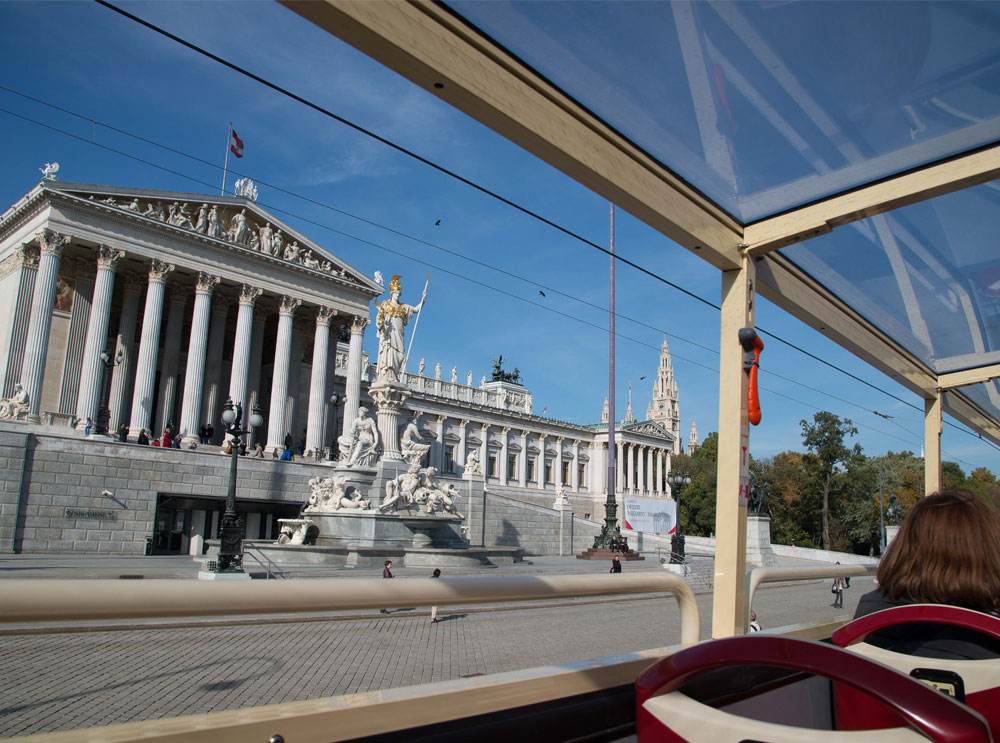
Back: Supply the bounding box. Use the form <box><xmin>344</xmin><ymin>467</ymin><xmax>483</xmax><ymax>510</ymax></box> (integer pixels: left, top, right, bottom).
<box><xmin>800</xmin><ymin>412</ymin><xmax>861</xmax><ymax>550</ymax></box>
<box><xmin>941</xmin><ymin>461</ymin><xmax>966</xmax><ymax>491</ymax></box>
<box><xmin>671</xmin><ymin>432</ymin><xmax>718</xmax><ymax>536</ymax></box>
<box><xmin>753</xmin><ymin>452</ymin><xmax>821</xmax><ymax>547</ymax></box>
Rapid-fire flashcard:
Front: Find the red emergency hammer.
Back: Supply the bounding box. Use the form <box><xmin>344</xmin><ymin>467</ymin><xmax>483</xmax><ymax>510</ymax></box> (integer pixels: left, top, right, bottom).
<box><xmin>738</xmin><ymin>328</ymin><xmax>764</xmax><ymax>426</ymax></box>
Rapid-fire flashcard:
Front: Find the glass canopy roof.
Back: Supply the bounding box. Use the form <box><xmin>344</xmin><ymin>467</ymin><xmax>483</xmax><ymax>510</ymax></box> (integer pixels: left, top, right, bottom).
<box><xmin>438</xmin><ymin>0</ymin><xmax>1000</xmax><ymax>436</ymax></box>
<box><xmin>448</xmin><ymin>1</ymin><xmax>1000</xmax><ymax>223</ymax></box>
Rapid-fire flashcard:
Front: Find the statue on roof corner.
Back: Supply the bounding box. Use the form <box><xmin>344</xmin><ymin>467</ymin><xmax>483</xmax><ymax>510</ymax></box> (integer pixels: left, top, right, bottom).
<box><xmin>233</xmin><ymin>177</ymin><xmax>258</xmax><ymax>202</ymax></box>
<box><xmin>374</xmin><ymin>274</ymin><xmax>426</xmax><ymax>383</ymax></box>
<box><xmin>39</xmin><ymin>162</ymin><xmax>59</xmax><ymax>181</ymax></box>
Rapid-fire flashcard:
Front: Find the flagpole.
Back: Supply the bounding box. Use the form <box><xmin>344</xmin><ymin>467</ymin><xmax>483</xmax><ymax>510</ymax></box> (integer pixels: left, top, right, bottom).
<box><xmin>404</xmin><ymin>272</ymin><xmax>431</xmax><ymax>369</ymax></box>
<box><xmin>221</xmin><ymin>122</ymin><xmax>232</xmax><ymax>196</ymax></box>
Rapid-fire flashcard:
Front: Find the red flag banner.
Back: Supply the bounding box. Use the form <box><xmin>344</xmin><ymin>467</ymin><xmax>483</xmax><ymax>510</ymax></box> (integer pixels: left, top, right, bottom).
<box><xmin>230</xmin><ymin>130</ymin><xmax>244</xmax><ymax>158</ymax></box>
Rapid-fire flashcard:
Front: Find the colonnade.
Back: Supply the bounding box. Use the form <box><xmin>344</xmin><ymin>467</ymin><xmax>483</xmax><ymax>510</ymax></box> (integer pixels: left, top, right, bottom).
<box><xmin>7</xmin><ymin>233</ymin><xmax>369</xmax><ymax>454</ymax></box>
<box><xmin>613</xmin><ymin>440</ymin><xmax>670</xmax><ymax>497</ymax></box>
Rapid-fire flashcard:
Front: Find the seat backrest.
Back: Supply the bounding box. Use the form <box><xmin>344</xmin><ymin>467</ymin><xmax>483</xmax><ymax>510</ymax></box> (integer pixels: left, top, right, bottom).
<box><xmin>635</xmin><ymin>635</ymin><xmax>990</xmax><ymax>743</ymax></box>
<box><xmin>832</xmin><ymin>605</ymin><xmax>1000</xmax><ymax>733</ymax></box>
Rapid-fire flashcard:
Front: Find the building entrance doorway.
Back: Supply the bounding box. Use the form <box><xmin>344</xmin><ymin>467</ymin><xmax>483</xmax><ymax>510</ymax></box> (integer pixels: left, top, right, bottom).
<box><xmin>152</xmin><ymin>494</ymin><xmax>303</xmax><ymax>555</ymax></box>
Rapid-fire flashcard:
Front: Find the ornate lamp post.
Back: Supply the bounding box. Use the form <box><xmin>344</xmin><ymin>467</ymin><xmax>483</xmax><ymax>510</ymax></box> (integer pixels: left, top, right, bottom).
<box><xmin>668</xmin><ymin>473</ymin><xmax>691</xmax><ymax>564</ymax></box>
<box><xmin>214</xmin><ymin>396</ymin><xmax>263</xmax><ymax>573</ymax></box>
<box><xmin>327</xmin><ymin>391</ymin><xmax>344</xmax><ymax>460</ymax></box>
<box><xmin>93</xmin><ymin>348</ymin><xmax>123</xmax><ymax>436</ymax></box>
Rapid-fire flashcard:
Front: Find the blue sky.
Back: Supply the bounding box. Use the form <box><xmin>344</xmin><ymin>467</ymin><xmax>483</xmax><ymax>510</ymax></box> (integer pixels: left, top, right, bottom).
<box><xmin>2</xmin><ymin>1</ymin><xmax>998</xmax><ymax>476</ymax></box>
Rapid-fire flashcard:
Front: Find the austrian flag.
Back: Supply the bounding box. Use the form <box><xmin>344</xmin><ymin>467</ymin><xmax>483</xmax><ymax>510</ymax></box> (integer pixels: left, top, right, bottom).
<box><xmin>230</xmin><ymin>130</ymin><xmax>244</xmax><ymax>158</ymax></box>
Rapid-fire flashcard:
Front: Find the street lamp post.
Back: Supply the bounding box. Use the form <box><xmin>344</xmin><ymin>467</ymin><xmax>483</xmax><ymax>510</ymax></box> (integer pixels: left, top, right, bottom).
<box><xmin>93</xmin><ymin>348</ymin><xmax>123</xmax><ymax>437</ymax></box>
<box><xmin>214</xmin><ymin>396</ymin><xmax>263</xmax><ymax>573</ymax></box>
<box><xmin>327</xmin><ymin>391</ymin><xmax>344</xmax><ymax>461</ymax></box>
<box><xmin>668</xmin><ymin>473</ymin><xmax>691</xmax><ymax>564</ymax></box>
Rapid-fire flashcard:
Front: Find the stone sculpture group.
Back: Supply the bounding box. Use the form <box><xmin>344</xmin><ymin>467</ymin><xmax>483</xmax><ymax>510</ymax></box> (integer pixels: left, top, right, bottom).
<box><xmin>0</xmin><ymin>384</ymin><xmax>29</xmax><ymax>421</ymax></box>
<box><xmin>305</xmin><ymin>475</ymin><xmax>371</xmax><ymax>512</ymax></box>
<box><xmin>87</xmin><ymin>193</ymin><xmax>348</xmax><ymax>278</ymax></box>
<box><xmin>382</xmin><ymin>465</ymin><xmax>463</xmax><ymax>517</ymax></box>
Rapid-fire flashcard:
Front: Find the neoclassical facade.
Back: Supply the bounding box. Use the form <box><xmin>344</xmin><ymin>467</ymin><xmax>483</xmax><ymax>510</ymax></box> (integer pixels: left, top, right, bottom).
<box><xmin>0</xmin><ymin>180</ymin><xmax>381</xmax><ymax>457</ymax></box>
<box><xmin>0</xmin><ymin>178</ymin><xmax>681</xmax><ymax>551</ymax></box>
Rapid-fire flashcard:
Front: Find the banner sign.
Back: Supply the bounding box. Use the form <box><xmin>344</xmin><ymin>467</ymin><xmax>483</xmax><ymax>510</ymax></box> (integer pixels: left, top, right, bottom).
<box><xmin>623</xmin><ymin>496</ymin><xmax>677</xmax><ymax>535</ymax></box>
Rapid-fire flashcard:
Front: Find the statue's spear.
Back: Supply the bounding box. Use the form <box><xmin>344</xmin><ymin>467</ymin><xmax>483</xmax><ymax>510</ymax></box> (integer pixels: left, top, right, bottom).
<box><xmin>404</xmin><ymin>272</ymin><xmax>431</xmax><ymax>369</ymax></box>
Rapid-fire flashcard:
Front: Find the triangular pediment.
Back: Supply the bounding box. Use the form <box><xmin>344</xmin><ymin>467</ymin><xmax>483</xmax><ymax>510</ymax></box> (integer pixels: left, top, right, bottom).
<box><xmin>35</xmin><ymin>181</ymin><xmax>382</xmax><ymax>296</ymax></box>
<box><xmin>622</xmin><ymin>420</ymin><xmax>673</xmax><ymax>440</ymax></box>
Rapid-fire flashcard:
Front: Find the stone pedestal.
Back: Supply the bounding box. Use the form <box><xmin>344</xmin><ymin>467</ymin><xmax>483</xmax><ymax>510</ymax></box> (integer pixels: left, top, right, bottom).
<box><xmin>370</xmin><ymin>381</ymin><xmax>409</xmax><ymax>461</ymax></box>
<box><xmin>746</xmin><ymin>515</ymin><xmax>778</xmax><ymax>568</ymax></box>
<box><xmin>554</xmin><ymin>494</ymin><xmax>574</xmax><ymax>557</ymax></box>
<box><xmin>886</xmin><ymin>524</ymin><xmax>900</xmax><ymax>548</ymax></box>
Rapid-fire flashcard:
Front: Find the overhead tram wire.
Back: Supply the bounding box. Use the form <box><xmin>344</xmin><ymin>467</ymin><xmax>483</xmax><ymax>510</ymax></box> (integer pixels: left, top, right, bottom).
<box><xmin>0</xmin><ymin>84</ymin><xmax>720</xmax><ymax>360</ymax></box>
<box><xmin>4</xmin><ymin>100</ymin><xmax>995</xmax><ymax>458</ymax></box>
<box><xmin>0</xmin><ymin>100</ymin><xmax>925</xmax><ymax>430</ymax></box>
<box><xmin>91</xmin><ymin>0</ymin><xmax>934</xmax><ymax>418</ymax></box>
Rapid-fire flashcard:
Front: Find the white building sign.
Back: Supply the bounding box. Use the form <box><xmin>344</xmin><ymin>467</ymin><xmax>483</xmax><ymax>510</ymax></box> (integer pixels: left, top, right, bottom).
<box><xmin>623</xmin><ymin>496</ymin><xmax>676</xmax><ymax>535</ymax></box>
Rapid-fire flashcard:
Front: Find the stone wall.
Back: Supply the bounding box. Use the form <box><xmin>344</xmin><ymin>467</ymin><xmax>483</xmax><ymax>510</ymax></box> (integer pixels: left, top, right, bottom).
<box><xmin>0</xmin><ymin>423</ymin><xmax>670</xmax><ymax>557</ymax></box>
<box><xmin>0</xmin><ymin>423</ymin><xmax>329</xmax><ymax>554</ymax></box>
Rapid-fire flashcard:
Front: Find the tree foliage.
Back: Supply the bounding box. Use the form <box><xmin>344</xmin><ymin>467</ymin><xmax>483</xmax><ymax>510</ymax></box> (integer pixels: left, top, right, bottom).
<box><xmin>682</xmin><ymin>412</ymin><xmax>998</xmax><ymax>556</ymax></box>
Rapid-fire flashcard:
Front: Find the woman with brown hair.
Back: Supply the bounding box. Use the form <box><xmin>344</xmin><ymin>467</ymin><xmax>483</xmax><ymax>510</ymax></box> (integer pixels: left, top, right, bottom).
<box><xmin>854</xmin><ymin>489</ymin><xmax>1000</xmax><ymax>658</ymax></box>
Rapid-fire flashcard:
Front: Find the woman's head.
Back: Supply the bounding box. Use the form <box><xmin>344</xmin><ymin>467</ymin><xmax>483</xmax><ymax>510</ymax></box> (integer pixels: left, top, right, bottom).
<box><xmin>877</xmin><ymin>489</ymin><xmax>1000</xmax><ymax>612</ymax></box>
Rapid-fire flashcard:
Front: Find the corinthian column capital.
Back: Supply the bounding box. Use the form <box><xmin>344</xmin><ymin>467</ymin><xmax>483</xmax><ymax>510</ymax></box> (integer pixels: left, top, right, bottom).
<box><xmin>16</xmin><ymin>243</ymin><xmax>39</xmax><ymax>269</ymax></box>
<box><xmin>279</xmin><ymin>295</ymin><xmax>302</xmax><ymax>316</ymax></box>
<box><xmin>239</xmin><ymin>284</ymin><xmax>263</xmax><ymax>305</ymax></box>
<box><xmin>97</xmin><ymin>245</ymin><xmax>125</xmax><ymax>271</ymax></box>
<box><xmin>38</xmin><ymin>229</ymin><xmax>70</xmax><ymax>256</ymax></box>
<box><xmin>351</xmin><ymin>315</ymin><xmax>371</xmax><ymax>334</ymax></box>
<box><xmin>195</xmin><ymin>272</ymin><xmax>221</xmax><ymax>294</ymax></box>
<box><xmin>316</xmin><ymin>306</ymin><xmax>337</xmax><ymax>326</ymax></box>
<box><xmin>148</xmin><ymin>258</ymin><xmax>175</xmax><ymax>282</ymax></box>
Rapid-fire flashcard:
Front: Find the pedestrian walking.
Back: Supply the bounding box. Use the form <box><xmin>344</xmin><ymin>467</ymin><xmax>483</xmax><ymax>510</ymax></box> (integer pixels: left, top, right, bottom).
<box><xmin>749</xmin><ymin>610</ymin><xmax>762</xmax><ymax>632</ymax></box>
<box><xmin>430</xmin><ymin>568</ymin><xmax>441</xmax><ymax>623</ymax></box>
<box><xmin>610</xmin><ymin>555</ymin><xmax>622</xmax><ymax>573</ymax></box>
<box><xmin>380</xmin><ymin>560</ymin><xmax>394</xmax><ymax>615</ymax></box>
<box><xmin>831</xmin><ymin>562</ymin><xmax>847</xmax><ymax>608</ymax></box>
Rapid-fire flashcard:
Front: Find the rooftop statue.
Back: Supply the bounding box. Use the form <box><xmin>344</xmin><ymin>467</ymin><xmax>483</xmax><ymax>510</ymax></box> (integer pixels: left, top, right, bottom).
<box><xmin>374</xmin><ymin>274</ymin><xmax>426</xmax><ymax>384</ymax></box>
<box><xmin>39</xmin><ymin>162</ymin><xmax>59</xmax><ymax>180</ymax></box>
<box><xmin>490</xmin><ymin>355</ymin><xmax>522</xmax><ymax>385</ymax></box>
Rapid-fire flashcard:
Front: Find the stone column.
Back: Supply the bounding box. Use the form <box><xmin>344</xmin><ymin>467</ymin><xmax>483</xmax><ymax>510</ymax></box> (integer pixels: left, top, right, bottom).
<box><xmin>370</xmin><ymin>382</ymin><xmax>409</xmax><ymax>461</ymax></box>
<box><xmin>627</xmin><ymin>444</ymin><xmax>637</xmax><ymax>492</ymax></box>
<box><xmin>266</xmin><ymin>296</ymin><xmax>301</xmax><ymax>452</ymax></box>
<box><xmin>343</xmin><ymin>315</ymin><xmax>369</xmax><ymax>434</ymax></box>
<box><xmin>573</xmin><ymin>442</ymin><xmax>581</xmax><ymax>492</ymax></box>
<box><xmin>499</xmin><ymin>427</ymin><xmax>510</xmax><ymax>486</ymax></box>
<box><xmin>615</xmin><ymin>440</ymin><xmax>624</xmax><ymax>494</ymax></box>
<box><xmin>58</xmin><ymin>261</ymin><xmax>94</xmax><ymax>415</ymax></box>
<box><xmin>555</xmin><ymin>437</ymin><xmax>564</xmax><ymax>490</ymax></box>
<box><xmin>246</xmin><ymin>303</ymin><xmax>268</xmax><ymax>447</ymax></box>
<box><xmin>128</xmin><ymin>259</ymin><xmax>174</xmax><ymax>439</ymax></box>
<box><xmin>229</xmin><ymin>284</ymin><xmax>263</xmax><ymax>414</ymax></box>
<box><xmin>518</xmin><ymin>430</ymin><xmax>528</xmax><ymax>487</ymax></box>
<box><xmin>458</xmin><ymin>419</ymin><xmax>469</xmax><ymax>470</ymax></box>
<box><xmin>75</xmin><ymin>246</ymin><xmax>124</xmax><ymax>427</ymax></box>
<box><xmin>637</xmin><ymin>446</ymin><xmax>646</xmax><ymax>494</ymax></box>
<box><xmin>437</xmin><ymin>416</ymin><xmax>447</xmax><ymax>471</ymax></box>
<box><xmin>200</xmin><ymin>295</ymin><xmax>230</xmax><ymax>434</ymax></box>
<box><xmin>655</xmin><ymin>448</ymin><xmax>662</xmax><ymax>496</ymax></box>
<box><xmin>19</xmin><ymin>230</ymin><xmax>69</xmax><ymax>421</ymax></box>
<box><xmin>178</xmin><ymin>273</ymin><xmax>220</xmax><ymax>445</ymax></box>
<box><xmin>108</xmin><ymin>275</ymin><xmax>143</xmax><ymax>431</ymax></box>
<box><xmin>285</xmin><ymin>327</ymin><xmax>305</xmax><ymax>440</ymax></box>
<box><xmin>480</xmin><ymin>425</ymin><xmax>489</xmax><ymax>478</ymax></box>
<box><xmin>537</xmin><ymin>434</ymin><xmax>547</xmax><ymax>488</ymax></box>
<box><xmin>155</xmin><ymin>294</ymin><xmax>187</xmax><ymax>435</ymax></box>
<box><xmin>305</xmin><ymin>306</ymin><xmax>336</xmax><ymax>457</ymax></box>
<box><xmin>0</xmin><ymin>244</ymin><xmax>39</xmax><ymax>398</ymax></box>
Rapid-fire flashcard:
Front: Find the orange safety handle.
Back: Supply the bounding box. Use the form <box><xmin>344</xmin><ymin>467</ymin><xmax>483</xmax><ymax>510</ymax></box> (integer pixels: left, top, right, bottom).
<box><xmin>748</xmin><ymin>334</ymin><xmax>763</xmax><ymax>425</ymax></box>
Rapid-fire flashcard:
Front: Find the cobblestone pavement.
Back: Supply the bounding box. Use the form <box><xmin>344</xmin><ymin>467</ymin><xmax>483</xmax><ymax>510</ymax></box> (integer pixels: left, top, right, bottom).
<box><xmin>0</xmin><ymin>575</ymin><xmax>875</xmax><ymax>738</ymax></box>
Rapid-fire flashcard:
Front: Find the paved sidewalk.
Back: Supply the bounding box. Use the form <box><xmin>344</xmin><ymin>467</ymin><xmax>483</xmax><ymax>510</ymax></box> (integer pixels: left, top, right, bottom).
<box><xmin>0</xmin><ymin>551</ymin><xmax>870</xmax><ymax>738</ymax></box>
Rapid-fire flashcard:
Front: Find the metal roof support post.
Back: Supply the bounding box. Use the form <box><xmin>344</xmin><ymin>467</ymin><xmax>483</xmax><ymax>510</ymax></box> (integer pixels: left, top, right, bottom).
<box><xmin>712</xmin><ymin>253</ymin><xmax>754</xmax><ymax>638</ymax></box>
<box><xmin>925</xmin><ymin>392</ymin><xmax>942</xmax><ymax>497</ymax></box>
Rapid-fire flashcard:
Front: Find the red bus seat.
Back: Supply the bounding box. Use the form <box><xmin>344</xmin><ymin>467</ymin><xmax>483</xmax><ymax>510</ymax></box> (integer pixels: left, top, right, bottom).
<box><xmin>832</xmin><ymin>605</ymin><xmax>1000</xmax><ymax>735</ymax></box>
<box><xmin>635</xmin><ymin>635</ymin><xmax>990</xmax><ymax>742</ymax></box>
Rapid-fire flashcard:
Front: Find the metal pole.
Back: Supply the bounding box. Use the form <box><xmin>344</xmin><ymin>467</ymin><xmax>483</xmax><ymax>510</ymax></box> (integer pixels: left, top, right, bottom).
<box><xmin>593</xmin><ymin>203</ymin><xmax>618</xmax><ymax>550</ymax></box>
<box><xmin>404</xmin><ymin>272</ymin><xmax>431</xmax><ymax>368</ymax></box>
<box><xmin>878</xmin><ymin>469</ymin><xmax>886</xmax><ymax>554</ymax></box>
<box><xmin>221</xmin><ymin>122</ymin><xmax>232</xmax><ymax>196</ymax></box>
